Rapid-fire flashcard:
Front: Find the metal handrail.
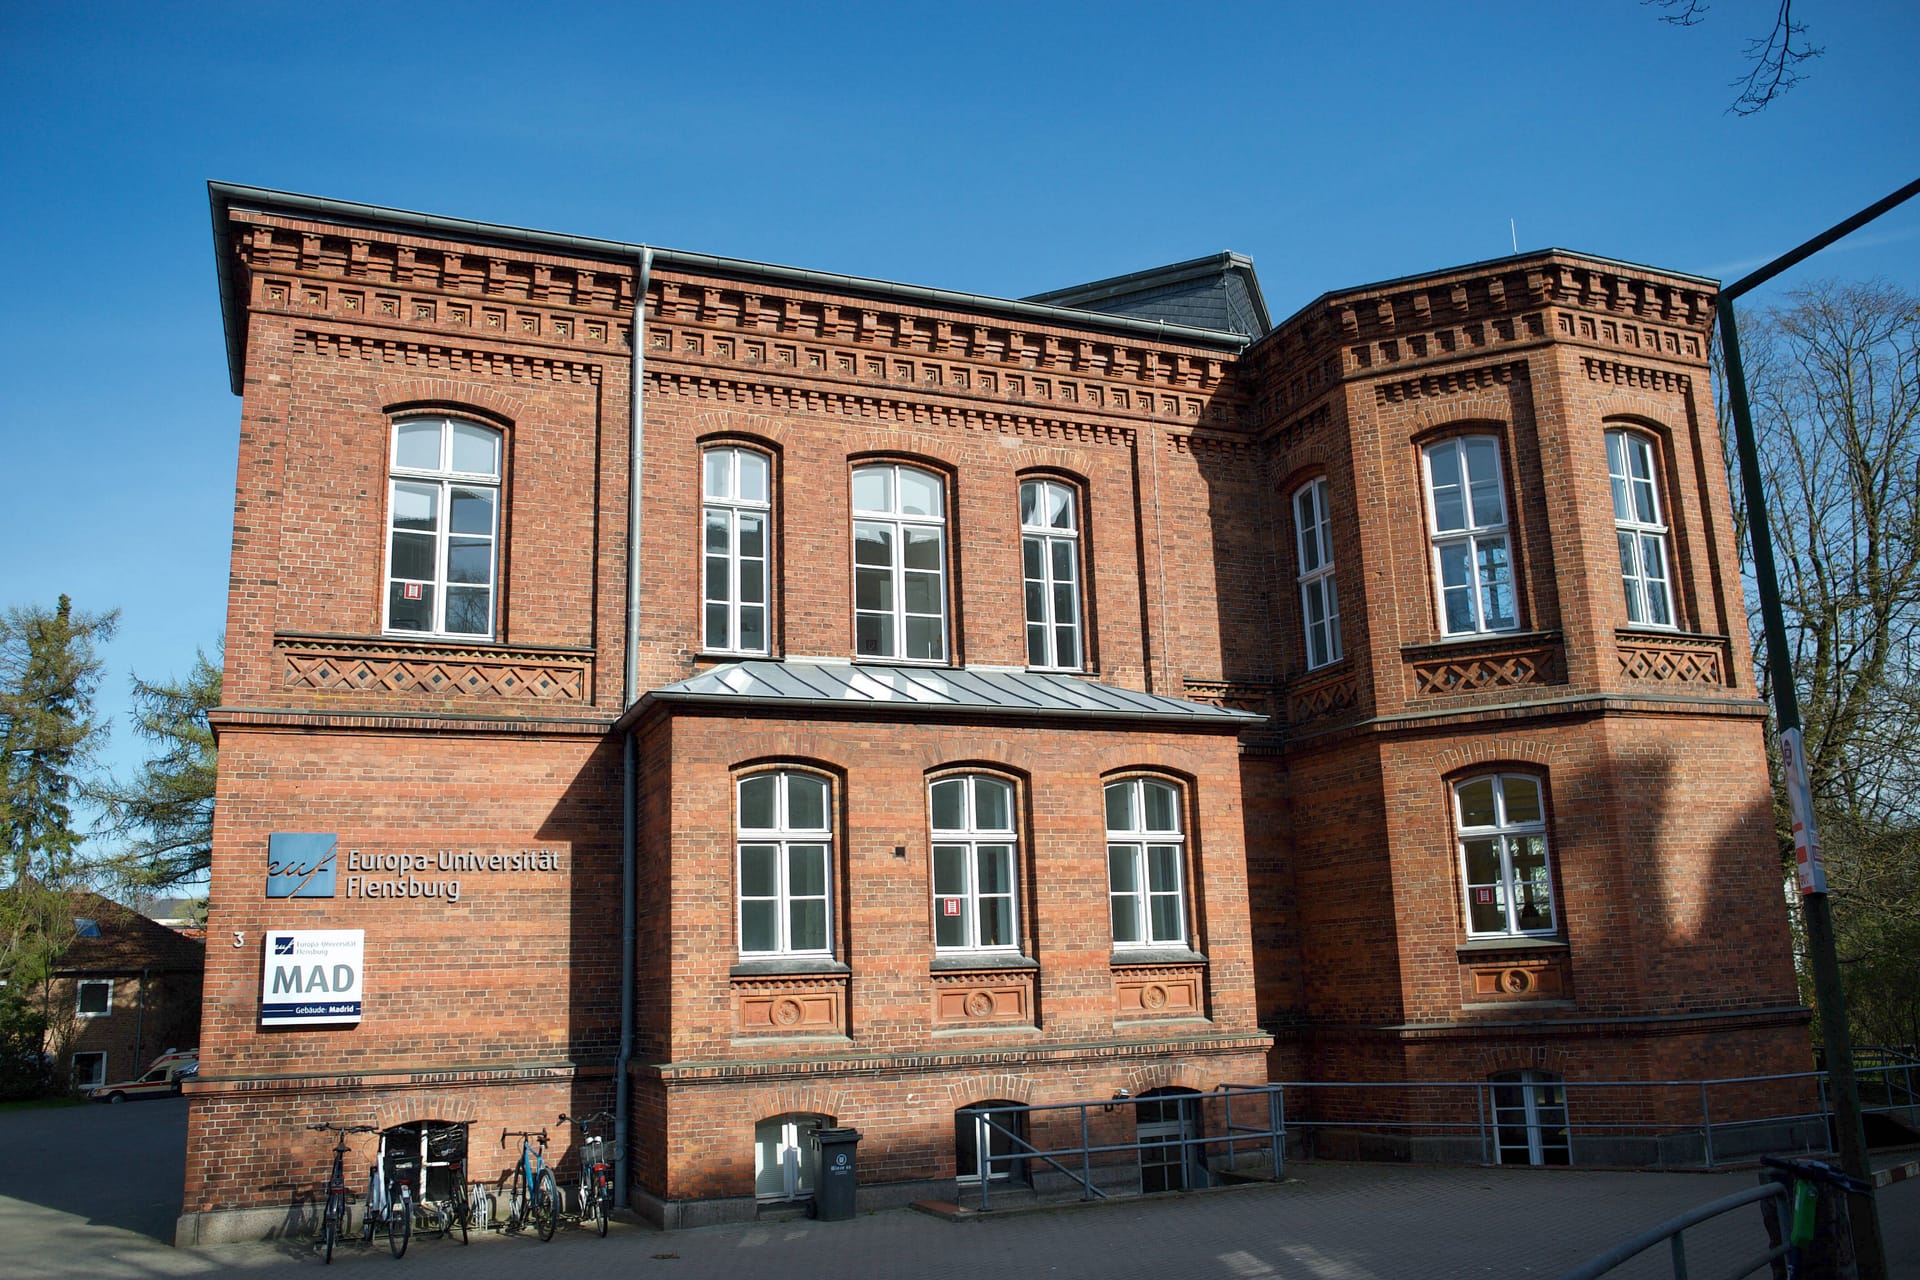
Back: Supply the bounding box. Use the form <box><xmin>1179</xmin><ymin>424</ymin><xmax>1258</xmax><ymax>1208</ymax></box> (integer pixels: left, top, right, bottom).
<box><xmin>1555</xmin><ymin>1182</ymin><xmax>1788</xmax><ymax>1280</ymax></box>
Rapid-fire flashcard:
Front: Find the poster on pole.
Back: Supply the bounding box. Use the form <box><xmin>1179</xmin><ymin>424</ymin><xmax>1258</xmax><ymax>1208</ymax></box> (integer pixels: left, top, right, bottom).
<box><xmin>1779</xmin><ymin>728</ymin><xmax>1827</xmax><ymax>896</ymax></box>
<box><xmin>260</xmin><ymin>930</ymin><xmax>364</xmax><ymax>1026</ymax></box>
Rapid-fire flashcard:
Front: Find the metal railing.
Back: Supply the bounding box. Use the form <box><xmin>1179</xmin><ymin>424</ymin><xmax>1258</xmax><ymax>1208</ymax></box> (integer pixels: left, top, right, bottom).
<box><xmin>1554</xmin><ymin>1182</ymin><xmax>1788</xmax><ymax>1280</ymax></box>
<box><xmin>965</xmin><ymin>1084</ymin><xmax>1287</xmax><ymax>1212</ymax></box>
<box><xmin>953</xmin><ymin>1064</ymin><xmax>1908</xmax><ymax>1212</ymax></box>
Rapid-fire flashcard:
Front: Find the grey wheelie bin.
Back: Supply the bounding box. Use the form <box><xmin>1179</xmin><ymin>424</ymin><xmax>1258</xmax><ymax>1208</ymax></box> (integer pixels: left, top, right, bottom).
<box><xmin>809</xmin><ymin>1127</ymin><xmax>862</xmax><ymax>1221</ymax></box>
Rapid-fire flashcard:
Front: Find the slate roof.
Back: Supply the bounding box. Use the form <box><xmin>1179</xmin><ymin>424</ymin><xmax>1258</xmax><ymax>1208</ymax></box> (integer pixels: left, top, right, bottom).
<box><xmin>1026</xmin><ymin>252</ymin><xmax>1272</xmax><ymax>339</ymax></box>
<box><xmin>56</xmin><ymin>891</ymin><xmax>206</xmax><ymax>975</ymax></box>
<box><xmin>633</xmin><ymin>661</ymin><xmax>1261</xmax><ymax>728</ymax></box>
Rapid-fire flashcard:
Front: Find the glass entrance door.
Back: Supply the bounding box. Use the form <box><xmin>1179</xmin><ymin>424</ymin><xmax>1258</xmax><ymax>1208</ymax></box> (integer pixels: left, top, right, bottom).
<box><xmin>1135</xmin><ymin>1088</ymin><xmax>1204</xmax><ymax>1192</ymax></box>
<box><xmin>754</xmin><ymin>1114</ymin><xmax>825</xmax><ymax>1201</ymax></box>
<box><xmin>1490</xmin><ymin>1070</ymin><xmax>1570</xmax><ymax>1166</ymax></box>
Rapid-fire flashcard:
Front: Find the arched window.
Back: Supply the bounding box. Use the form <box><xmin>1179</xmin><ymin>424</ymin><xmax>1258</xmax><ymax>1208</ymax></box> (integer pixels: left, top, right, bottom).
<box><xmin>1422</xmin><ymin>435</ymin><xmax>1515</xmax><ymax>636</ymax></box>
<box><xmin>1292</xmin><ymin>477</ymin><xmax>1341</xmax><ymax>669</ymax></box>
<box><xmin>1454</xmin><ymin>774</ymin><xmax>1555</xmax><ymax>938</ymax></box>
<box><xmin>736</xmin><ymin>770</ymin><xmax>833</xmax><ymax>958</ymax></box>
<box><xmin>1019</xmin><ymin>478</ymin><xmax>1082</xmax><ymax>670</ymax></box>
<box><xmin>929</xmin><ymin>775</ymin><xmax>1018</xmax><ymax>953</ymax></box>
<box><xmin>754</xmin><ymin>1113</ymin><xmax>829</xmax><ymax>1202</ymax></box>
<box><xmin>1605</xmin><ymin>430</ymin><xmax>1675</xmax><ymax>628</ymax></box>
<box><xmin>386</xmin><ymin>417</ymin><xmax>501</xmax><ymax>638</ymax></box>
<box><xmin>852</xmin><ymin>463</ymin><xmax>947</xmax><ymax>662</ymax></box>
<box><xmin>703</xmin><ymin>446</ymin><xmax>772</xmax><ymax>654</ymax></box>
<box><xmin>956</xmin><ymin>1100</ymin><xmax>1028</xmax><ymax>1185</ymax></box>
<box><xmin>1105</xmin><ymin>777</ymin><xmax>1186</xmax><ymax>948</ymax></box>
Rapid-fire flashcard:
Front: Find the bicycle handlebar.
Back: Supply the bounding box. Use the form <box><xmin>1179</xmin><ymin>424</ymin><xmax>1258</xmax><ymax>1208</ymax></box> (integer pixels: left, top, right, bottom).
<box><xmin>1759</xmin><ymin>1155</ymin><xmax>1873</xmax><ymax>1194</ymax></box>
<box><xmin>500</xmin><ymin>1128</ymin><xmax>550</xmax><ymax>1148</ymax></box>
<box><xmin>558</xmin><ymin>1111</ymin><xmax>615</xmax><ymax>1127</ymax></box>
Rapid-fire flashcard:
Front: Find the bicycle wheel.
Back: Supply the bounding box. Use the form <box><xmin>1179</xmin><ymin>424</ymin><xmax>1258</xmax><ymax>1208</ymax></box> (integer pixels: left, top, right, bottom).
<box><xmin>388</xmin><ymin>1188</ymin><xmax>411</xmax><ymax>1259</ymax></box>
<box><xmin>594</xmin><ymin>1182</ymin><xmax>609</xmax><ymax>1237</ymax></box>
<box><xmin>323</xmin><ymin>1191</ymin><xmax>344</xmax><ymax>1264</ymax></box>
<box><xmin>533</xmin><ymin>1170</ymin><xmax>559</xmax><ymax>1242</ymax></box>
<box><xmin>451</xmin><ymin>1184</ymin><xmax>470</xmax><ymax>1245</ymax></box>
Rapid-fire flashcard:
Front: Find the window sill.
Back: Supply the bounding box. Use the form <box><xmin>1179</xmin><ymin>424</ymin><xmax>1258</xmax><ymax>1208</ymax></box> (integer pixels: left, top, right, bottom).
<box><xmin>1455</xmin><ymin>937</ymin><xmax>1566</xmax><ymax>955</ymax></box>
<box><xmin>931</xmin><ymin>953</ymin><xmax>1038</xmax><ymax>972</ymax></box>
<box><xmin>1402</xmin><ymin>629</ymin><xmax>1561</xmax><ymax>659</ymax></box>
<box><xmin>729</xmin><ymin>958</ymin><xmax>851</xmax><ymax>978</ymax></box>
<box><xmin>1110</xmin><ymin>948</ymin><xmax>1207</xmax><ymax>967</ymax></box>
<box><xmin>1613</xmin><ymin>626</ymin><xmax>1726</xmax><ymax>643</ymax></box>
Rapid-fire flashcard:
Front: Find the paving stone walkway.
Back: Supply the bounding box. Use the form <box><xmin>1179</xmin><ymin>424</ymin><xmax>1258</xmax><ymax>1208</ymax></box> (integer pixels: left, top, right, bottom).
<box><xmin>1</xmin><ymin>1099</ymin><xmax>1912</xmax><ymax>1278</ymax></box>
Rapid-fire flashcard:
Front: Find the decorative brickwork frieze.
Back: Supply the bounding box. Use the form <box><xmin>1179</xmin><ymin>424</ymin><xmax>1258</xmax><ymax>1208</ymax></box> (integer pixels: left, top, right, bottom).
<box><xmin>1181</xmin><ymin>680</ymin><xmax>1275</xmax><ymax>716</ymax></box>
<box><xmin>731</xmin><ymin>974</ymin><xmax>848</xmax><ymax>1036</ymax></box>
<box><xmin>1615</xmin><ymin>630</ymin><xmax>1729</xmax><ymax>687</ymax></box>
<box><xmin>1407</xmin><ymin>635</ymin><xmax>1563</xmax><ymax>697</ymax></box>
<box><xmin>930</xmin><ymin>967</ymin><xmax>1035</xmax><ymax>1028</ymax></box>
<box><xmin>1112</xmin><ymin>963</ymin><xmax>1205</xmax><ymax>1020</ymax></box>
<box><xmin>276</xmin><ymin>634</ymin><xmax>593</xmax><ymax>702</ymax></box>
<box><xmin>295</xmin><ymin>330</ymin><xmax>602</xmax><ymax>385</ymax></box>
<box><xmin>1281</xmin><ymin>667</ymin><xmax>1359</xmax><ymax>725</ymax></box>
<box><xmin>648</xmin><ymin>368</ymin><xmax>1141</xmax><ymax>445</ymax></box>
<box><xmin>1581</xmin><ymin>356</ymin><xmax>1694</xmax><ymax>394</ymax></box>
<box><xmin>1374</xmin><ymin>360</ymin><xmax>1528</xmax><ymax>406</ymax></box>
<box><xmin>1460</xmin><ymin>952</ymin><xmax>1573</xmax><ymax>1006</ymax></box>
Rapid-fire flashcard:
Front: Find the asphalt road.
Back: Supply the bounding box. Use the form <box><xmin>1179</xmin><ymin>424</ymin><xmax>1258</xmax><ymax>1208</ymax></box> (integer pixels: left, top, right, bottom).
<box><xmin>0</xmin><ymin>1098</ymin><xmax>1912</xmax><ymax>1278</ymax></box>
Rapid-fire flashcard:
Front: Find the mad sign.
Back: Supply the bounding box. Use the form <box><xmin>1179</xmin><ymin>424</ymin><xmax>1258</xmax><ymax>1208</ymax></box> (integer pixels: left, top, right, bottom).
<box><xmin>260</xmin><ymin>929</ymin><xmax>364</xmax><ymax>1027</ymax></box>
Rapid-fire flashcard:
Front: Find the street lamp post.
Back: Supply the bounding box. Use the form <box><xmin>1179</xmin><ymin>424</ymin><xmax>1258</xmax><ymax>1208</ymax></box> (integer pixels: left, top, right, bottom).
<box><xmin>1715</xmin><ymin>174</ymin><xmax>1920</xmax><ymax>1280</ymax></box>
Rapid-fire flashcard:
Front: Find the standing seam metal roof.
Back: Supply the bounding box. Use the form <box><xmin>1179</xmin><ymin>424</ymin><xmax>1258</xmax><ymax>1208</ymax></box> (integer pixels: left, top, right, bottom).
<box><xmin>628</xmin><ymin>661</ymin><xmax>1261</xmax><ymax>727</ymax></box>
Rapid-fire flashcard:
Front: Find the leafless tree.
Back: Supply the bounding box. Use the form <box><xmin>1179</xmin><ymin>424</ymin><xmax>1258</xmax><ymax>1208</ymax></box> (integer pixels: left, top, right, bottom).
<box><xmin>1727</xmin><ymin>281</ymin><xmax>1920</xmax><ymax>1047</ymax></box>
<box><xmin>1650</xmin><ymin>0</ymin><xmax>1823</xmax><ymax>115</ymax></box>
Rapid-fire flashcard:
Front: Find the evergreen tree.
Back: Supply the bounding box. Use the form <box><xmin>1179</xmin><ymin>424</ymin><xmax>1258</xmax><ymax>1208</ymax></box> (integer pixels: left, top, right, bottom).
<box><xmin>92</xmin><ymin>645</ymin><xmax>221</xmax><ymax>893</ymax></box>
<box><xmin>0</xmin><ymin>596</ymin><xmax>115</xmax><ymax>1003</ymax></box>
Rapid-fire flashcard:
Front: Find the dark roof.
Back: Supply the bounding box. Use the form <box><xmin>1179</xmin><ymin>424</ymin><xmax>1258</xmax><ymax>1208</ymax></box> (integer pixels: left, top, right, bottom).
<box><xmin>56</xmin><ymin>892</ymin><xmax>205</xmax><ymax>975</ymax></box>
<box><xmin>1025</xmin><ymin>252</ymin><xmax>1272</xmax><ymax>339</ymax></box>
<box><xmin>626</xmin><ymin>661</ymin><xmax>1262</xmax><ymax>729</ymax></box>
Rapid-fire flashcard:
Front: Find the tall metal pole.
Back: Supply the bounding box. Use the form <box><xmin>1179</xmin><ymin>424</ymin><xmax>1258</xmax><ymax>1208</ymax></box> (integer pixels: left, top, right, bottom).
<box><xmin>1714</xmin><ymin>175</ymin><xmax>1920</xmax><ymax>1280</ymax></box>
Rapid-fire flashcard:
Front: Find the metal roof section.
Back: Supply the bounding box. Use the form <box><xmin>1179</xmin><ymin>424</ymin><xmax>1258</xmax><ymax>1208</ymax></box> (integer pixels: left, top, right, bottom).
<box><xmin>621</xmin><ymin>660</ymin><xmax>1264</xmax><ymax>730</ymax></box>
<box><xmin>207</xmin><ymin>182</ymin><xmax>1253</xmax><ymax>396</ymax></box>
<box><xmin>1025</xmin><ymin>252</ymin><xmax>1273</xmax><ymax>339</ymax></box>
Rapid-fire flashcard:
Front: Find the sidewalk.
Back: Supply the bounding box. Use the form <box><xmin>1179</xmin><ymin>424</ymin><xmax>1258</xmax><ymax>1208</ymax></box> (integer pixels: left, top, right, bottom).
<box><xmin>30</xmin><ymin>1161</ymin><xmax>1920</xmax><ymax>1279</ymax></box>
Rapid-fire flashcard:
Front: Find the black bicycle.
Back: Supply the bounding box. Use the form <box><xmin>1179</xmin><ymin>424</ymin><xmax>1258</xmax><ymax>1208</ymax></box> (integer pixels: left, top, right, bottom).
<box><xmin>307</xmin><ymin>1122</ymin><xmax>377</xmax><ymax>1264</ymax></box>
<box><xmin>559</xmin><ymin>1112</ymin><xmax>615</xmax><ymax>1237</ymax></box>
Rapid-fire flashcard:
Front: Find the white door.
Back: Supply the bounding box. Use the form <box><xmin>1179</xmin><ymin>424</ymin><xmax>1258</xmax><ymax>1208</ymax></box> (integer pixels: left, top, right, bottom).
<box><xmin>754</xmin><ymin>1114</ymin><xmax>824</xmax><ymax>1202</ymax></box>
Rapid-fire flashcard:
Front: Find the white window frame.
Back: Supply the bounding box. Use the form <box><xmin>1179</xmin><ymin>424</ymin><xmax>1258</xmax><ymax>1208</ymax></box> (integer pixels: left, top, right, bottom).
<box><xmin>1292</xmin><ymin>477</ymin><xmax>1342</xmax><ymax>669</ymax></box>
<box><xmin>702</xmin><ymin>446</ymin><xmax>772</xmax><ymax>654</ymax></box>
<box><xmin>956</xmin><ymin>1100</ymin><xmax>1027</xmax><ymax>1185</ymax></box>
<box><xmin>1606</xmin><ymin>429</ymin><xmax>1677</xmax><ymax>629</ymax></box>
<box><xmin>929</xmin><ymin>775</ymin><xmax>1020</xmax><ymax>954</ymax></box>
<box><xmin>852</xmin><ymin>463</ymin><xmax>948</xmax><ymax>663</ymax></box>
<box><xmin>75</xmin><ymin>979</ymin><xmax>112</xmax><ymax>1018</ymax></box>
<box><xmin>1454</xmin><ymin>773</ymin><xmax>1557</xmax><ymax>939</ymax></box>
<box><xmin>1019</xmin><ymin>478</ymin><xmax>1083</xmax><ymax>671</ymax></box>
<box><xmin>1105</xmin><ymin>777</ymin><xmax>1187</xmax><ymax>949</ymax></box>
<box><xmin>71</xmin><ymin>1051</ymin><xmax>106</xmax><ymax>1089</ymax></box>
<box><xmin>384</xmin><ymin>416</ymin><xmax>502</xmax><ymax>639</ymax></box>
<box><xmin>736</xmin><ymin>771</ymin><xmax>834</xmax><ymax>959</ymax></box>
<box><xmin>1422</xmin><ymin>436</ymin><xmax>1518</xmax><ymax>636</ymax></box>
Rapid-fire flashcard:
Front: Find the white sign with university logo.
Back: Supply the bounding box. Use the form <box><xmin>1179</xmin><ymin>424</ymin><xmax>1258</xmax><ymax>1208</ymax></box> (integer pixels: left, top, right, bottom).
<box><xmin>260</xmin><ymin>930</ymin><xmax>364</xmax><ymax>1027</ymax></box>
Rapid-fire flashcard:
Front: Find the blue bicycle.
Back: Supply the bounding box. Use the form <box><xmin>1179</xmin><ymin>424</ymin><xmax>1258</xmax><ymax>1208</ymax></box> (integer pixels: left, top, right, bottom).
<box><xmin>500</xmin><ymin>1128</ymin><xmax>559</xmax><ymax>1242</ymax></box>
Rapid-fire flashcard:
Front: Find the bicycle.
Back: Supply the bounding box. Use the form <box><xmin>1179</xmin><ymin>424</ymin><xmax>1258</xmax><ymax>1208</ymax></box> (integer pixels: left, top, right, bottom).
<box><xmin>307</xmin><ymin>1122</ymin><xmax>377</xmax><ymax>1264</ymax></box>
<box><xmin>1759</xmin><ymin>1155</ymin><xmax>1872</xmax><ymax>1279</ymax></box>
<box><xmin>559</xmin><ymin>1111</ymin><xmax>615</xmax><ymax>1237</ymax></box>
<box><xmin>416</xmin><ymin>1155</ymin><xmax>470</xmax><ymax>1245</ymax></box>
<box><xmin>500</xmin><ymin>1127</ymin><xmax>560</xmax><ymax>1242</ymax></box>
<box><xmin>361</xmin><ymin>1138</ymin><xmax>412</xmax><ymax>1259</ymax></box>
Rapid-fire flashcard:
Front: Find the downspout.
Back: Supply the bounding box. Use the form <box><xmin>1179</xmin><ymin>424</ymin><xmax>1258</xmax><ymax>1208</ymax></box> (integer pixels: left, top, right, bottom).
<box><xmin>615</xmin><ymin>247</ymin><xmax>652</xmax><ymax>1212</ymax></box>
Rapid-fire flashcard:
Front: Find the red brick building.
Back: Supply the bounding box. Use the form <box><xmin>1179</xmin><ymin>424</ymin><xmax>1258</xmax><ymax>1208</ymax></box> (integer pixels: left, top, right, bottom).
<box><xmin>50</xmin><ymin>892</ymin><xmax>203</xmax><ymax>1093</ymax></box>
<box><xmin>180</xmin><ymin>184</ymin><xmax>1806</xmax><ymax>1239</ymax></box>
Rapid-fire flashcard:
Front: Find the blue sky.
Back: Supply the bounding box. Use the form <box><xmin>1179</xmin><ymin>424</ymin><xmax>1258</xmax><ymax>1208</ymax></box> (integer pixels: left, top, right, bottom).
<box><xmin>2</xmin><ymin>1</ymin><xmax>1917</xmax><ymax>836</ymax></box>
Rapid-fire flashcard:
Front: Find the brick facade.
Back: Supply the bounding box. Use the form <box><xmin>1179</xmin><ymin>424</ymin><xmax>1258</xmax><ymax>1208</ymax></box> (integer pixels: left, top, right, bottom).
<box><xmin>182</xmin><ymin>186</ymin><xmax>1806</xmax><ymax>1239</ymax></box>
